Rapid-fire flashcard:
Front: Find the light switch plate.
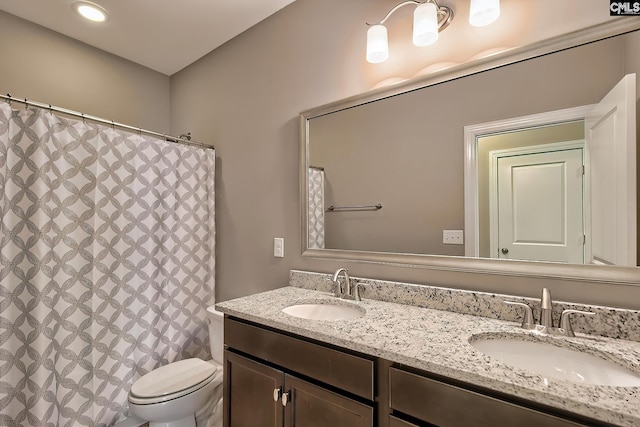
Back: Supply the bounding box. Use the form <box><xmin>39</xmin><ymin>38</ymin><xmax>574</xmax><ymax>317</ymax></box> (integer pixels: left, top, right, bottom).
<box><xmin>274</xmin><ymin>237</ymin><xmax>284</xmax><ymax>257</ymax></box>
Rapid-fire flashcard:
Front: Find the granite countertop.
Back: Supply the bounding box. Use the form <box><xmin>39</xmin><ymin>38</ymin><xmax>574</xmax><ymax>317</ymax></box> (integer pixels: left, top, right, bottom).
<box><xmin>216</xmin><ymin>286</ymin><xmax>640</xmax><ymax>427</ymax></box>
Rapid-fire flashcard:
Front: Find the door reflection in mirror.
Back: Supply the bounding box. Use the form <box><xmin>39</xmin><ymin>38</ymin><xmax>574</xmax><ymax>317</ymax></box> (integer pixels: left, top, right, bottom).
<box><xmin>471</xmin><ymin>74</ymin><xmax>636</xmax><ymax>266</ymax></box>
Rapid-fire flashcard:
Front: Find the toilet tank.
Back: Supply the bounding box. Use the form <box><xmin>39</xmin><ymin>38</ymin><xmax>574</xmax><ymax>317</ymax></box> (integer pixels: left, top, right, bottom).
<box><xmin>207</xmin><ymin>306</ymin><xmax>224</xmax><ymax>364</ymax></box>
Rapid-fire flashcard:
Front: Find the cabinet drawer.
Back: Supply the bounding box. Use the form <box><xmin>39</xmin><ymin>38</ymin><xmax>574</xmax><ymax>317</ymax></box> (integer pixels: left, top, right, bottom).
<box><xmin>225</xmin><ymin>317</ymin><xmax>374</xmax><ymax>400</ymax></box>
<box><xmin>389</xmin><ymin>368</ymin><xmax>588</xmax><ymax>427</ymax></box>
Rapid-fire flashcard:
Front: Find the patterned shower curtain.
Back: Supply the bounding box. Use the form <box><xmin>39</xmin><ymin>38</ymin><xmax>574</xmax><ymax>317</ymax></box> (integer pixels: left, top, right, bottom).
<box><xmin>0</xmin><ymin>102</ymin><xmax>215</xmax><ymax>426</ymax></box>
<box><xmin>308</xmin><ymin>166</ymin><xmax>325</xmax><ymax>249</ymax></box>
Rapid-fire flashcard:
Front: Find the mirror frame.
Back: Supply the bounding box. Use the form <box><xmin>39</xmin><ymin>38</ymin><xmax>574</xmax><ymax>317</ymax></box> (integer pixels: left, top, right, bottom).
<box><xmin>300</xmin><ymin>19</ymin><xmax>640</xmax><ymax>285</ymax></box>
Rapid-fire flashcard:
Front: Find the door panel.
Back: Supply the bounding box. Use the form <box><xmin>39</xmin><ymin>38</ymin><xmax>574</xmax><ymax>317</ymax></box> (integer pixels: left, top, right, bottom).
<box><xmin>389</xmin><ymin>415</ymin><xmax>423</xmax><ymax>427</ymax></box>
<box><xmin>497</xmin><ymin>149</ymin><xmax>584</xmax><ymax>263</ymax></box>
<box><xmin>225</xmin><ymin>351</ymin><xmax>284</xmax><ymax>427</ymax></box>
<box><xmin>585</xmin><ymin>73</ymin><xmax>637</xmax><ymax>266</ymax></box>
<box><xmin>284</xmin><ymin>374</ymin><xmax>373</xmax><ymax>427</ymax></box>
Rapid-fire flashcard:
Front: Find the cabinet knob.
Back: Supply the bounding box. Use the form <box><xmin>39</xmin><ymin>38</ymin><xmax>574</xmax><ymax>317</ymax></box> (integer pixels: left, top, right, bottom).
<box><xmin>273</xmin><ymin>387</ymin><xmax>281</xmax><ymax>402</ymax></box>
<box><xmin>281</xmin><ymin>391</ymin><xmax>290</xmax><ymax>406</ymax></box>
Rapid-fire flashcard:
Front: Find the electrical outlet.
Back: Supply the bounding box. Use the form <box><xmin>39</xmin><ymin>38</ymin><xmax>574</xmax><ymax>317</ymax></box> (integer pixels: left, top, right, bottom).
<box><xmin>443</xmin><ymin>230</ymin><xmax>464</xmax><ymax>245</ymax></box>
<box><xmin>273</xmin><ymin>237</ymin><xmax>284</xmax><ymax>258</ymax></box>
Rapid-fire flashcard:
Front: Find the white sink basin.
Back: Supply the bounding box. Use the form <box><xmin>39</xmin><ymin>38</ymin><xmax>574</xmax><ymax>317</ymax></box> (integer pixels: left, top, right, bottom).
<box><xmin>282</xmin><ymin>303</ymin><xmax>364</xmax><ymax>321</ymax></box>
<box><xmin>470</xmin><ymin>337</ymin><xmax>640</xmax><ymax>387</ymax></box>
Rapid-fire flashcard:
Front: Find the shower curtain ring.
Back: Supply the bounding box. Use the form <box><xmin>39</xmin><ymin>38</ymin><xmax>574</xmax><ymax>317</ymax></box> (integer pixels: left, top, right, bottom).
<box><xmin>48</xmin><ymin>104</ymin><xmax>53</xmax><ymax>115</ymax></box>
<box><xmin>111</xmin><ymin>120</ymin><xmax>115</xmax><ymax>130</ymax></box>
<box><xmin>24</xmin><ymin>98</ymin><xmax>28</xmax><ymax>110</ymax></box>
<box><xmin>6</xmin><ymin>94</ymin><xmax>11</xmax><ymax>106</ymax></box>
<box><xmin>81</xmin><ymin>113</ymin><xmax>85</xmax><ymax>123</ymax></box>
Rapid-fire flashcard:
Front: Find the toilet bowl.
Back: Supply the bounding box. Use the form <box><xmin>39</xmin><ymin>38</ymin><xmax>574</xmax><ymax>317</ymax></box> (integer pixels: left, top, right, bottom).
<box><xmin>128</xmin><ymin>307</ymin><xmax>224</xmax><ymax>427</ymax></box>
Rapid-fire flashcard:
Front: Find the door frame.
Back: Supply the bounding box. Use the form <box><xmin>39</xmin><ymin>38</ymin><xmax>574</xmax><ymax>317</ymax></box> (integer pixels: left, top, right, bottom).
<box><xmin>488</xmin><ymin>140</ymin><xmax>585</xmax><ymax>260</ymax></box>
<box><xmin>464</xmin><ymin>105</ymin><xmax>594</xmax><ymax>257</ymax></box>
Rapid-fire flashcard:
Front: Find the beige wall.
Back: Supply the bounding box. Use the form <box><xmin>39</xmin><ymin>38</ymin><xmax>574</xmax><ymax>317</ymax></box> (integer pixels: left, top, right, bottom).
<box><xmin>170</xmin><ymin>0</ymin><xmax>640</xmax><ymax>308</ymax></box>
<box><xmin>0</xmin><ymin>11</ymin><xmax>170</xmax><ymax>132</ymax></box>
<box><xmin>2</xmin><ymin>4</ymin><xmax>637</xmax><ymax>310</ymax></box>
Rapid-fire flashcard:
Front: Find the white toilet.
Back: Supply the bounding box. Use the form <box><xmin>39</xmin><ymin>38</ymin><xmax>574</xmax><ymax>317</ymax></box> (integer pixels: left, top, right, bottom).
<box><xmin>128</xmin><ymin>307</ymin><xmax>224</xmax><ymax>427</ymax></box>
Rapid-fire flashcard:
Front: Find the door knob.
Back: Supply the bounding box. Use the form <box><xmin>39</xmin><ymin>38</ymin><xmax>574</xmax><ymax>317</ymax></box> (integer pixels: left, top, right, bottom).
<box><xmin>501</xmin><ymin>248</ymin><xmax>509</xmax><ymax>254</ymax></box>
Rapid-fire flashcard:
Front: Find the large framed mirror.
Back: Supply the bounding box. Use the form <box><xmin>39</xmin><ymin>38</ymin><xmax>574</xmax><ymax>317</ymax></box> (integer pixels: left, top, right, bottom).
<box><xmin>300</xmin><ymin>19</ymin><xmax>640</xmax><ymax>285</ymax></box>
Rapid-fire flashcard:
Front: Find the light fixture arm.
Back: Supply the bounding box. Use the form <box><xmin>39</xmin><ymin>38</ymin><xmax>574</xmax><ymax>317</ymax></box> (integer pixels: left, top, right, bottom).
<box><xmin>366</xmin><ymin>0</ymin><xmax>454</xmax><ymax>32</ymax></box>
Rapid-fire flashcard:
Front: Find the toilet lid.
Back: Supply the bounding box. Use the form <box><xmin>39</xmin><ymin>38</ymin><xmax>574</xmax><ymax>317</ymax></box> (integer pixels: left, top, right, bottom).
<box><xmin>130</xmin><ymin>358</ymin><xmax>218</xmax><ymax>398</ymax></box>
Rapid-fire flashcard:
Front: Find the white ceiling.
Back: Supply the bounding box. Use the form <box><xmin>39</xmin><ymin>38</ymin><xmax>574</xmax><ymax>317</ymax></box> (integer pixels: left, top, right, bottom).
<box><xmin>0</xmin><ymin>0</ymin><xmax>618</xmax><ymax>78</ymax></box>
<box><xmin>0</xmin><ymin>0</ymin><xmax>297</xmax><ymax>76</ymax></box>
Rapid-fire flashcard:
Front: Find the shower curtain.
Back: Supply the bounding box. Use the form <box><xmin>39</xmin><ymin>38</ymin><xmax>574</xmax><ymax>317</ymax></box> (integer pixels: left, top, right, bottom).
<box><xmin>0</xmin><ymin>102</ymin><xmax>216</xmax><ymax>426</ymax></box>
<box><xmin>308</xmin><ymin>167</ymin><xmax>325</xmax><ymax>249</ymax></box>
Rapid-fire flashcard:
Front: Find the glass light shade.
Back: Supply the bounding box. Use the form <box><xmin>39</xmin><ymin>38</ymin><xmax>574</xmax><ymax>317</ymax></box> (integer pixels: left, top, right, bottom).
<box><xmin>469</xmin><ymin>0</ymin><xmax>500</xmax><ymax>27</ymax></box>
<box><xmin>366</xmin><ymin>25</ymin><xmax>389</xmax><ymax>64</ymax></box>
<box><xmin>413</xmin><ymin>2</ymin><xmax>439</xmax><ymax>47</ymax></box>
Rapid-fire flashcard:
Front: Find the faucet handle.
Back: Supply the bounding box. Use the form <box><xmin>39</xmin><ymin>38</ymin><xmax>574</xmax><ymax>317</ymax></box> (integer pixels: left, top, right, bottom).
<box><xmin>327</xmin><ymin>276</ymin><xmax>342</xmax><ymax>297</ymax></box>
<box><xmin>559</xmin><ymin>309</ymin><xmax>596</xmax><ymax>337</ymax></box>
<box><xmin>354</xmin><ymin>282</ymin><xmax>367</xmax><ymax>302</ymax></box>
<box><xmin>504</xmin><ymin>301</ymin><xmax>535</xmax><ymax>329</ymax></box>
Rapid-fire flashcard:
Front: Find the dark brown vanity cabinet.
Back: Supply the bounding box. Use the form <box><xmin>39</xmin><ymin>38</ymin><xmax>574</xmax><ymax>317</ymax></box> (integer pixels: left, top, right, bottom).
<box><xmin>223</xmin><ymin>316</ymin><xmax>617</xmax><ymax>427</ymax></box>
<box><xmin>388</xmin><ymin>367</ymin><xmax>612</xmax><ymax>427</ymax></box>
<box><xmin>223</xmin><ymin>317</ymin><xmax>375</xmax><ymax>427</ymax></box>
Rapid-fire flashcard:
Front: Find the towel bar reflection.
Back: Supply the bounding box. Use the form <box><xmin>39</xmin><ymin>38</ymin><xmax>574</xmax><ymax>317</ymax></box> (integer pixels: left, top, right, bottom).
<box><xmin>327</xmin><ymin>204</ymin><xmax>383</xmax><ymax>212</ymax></box>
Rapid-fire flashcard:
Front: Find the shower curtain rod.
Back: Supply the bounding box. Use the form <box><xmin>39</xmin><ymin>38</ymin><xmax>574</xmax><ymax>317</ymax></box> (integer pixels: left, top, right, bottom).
<box><xmin>0</xmin><ymin>93</ymin><xmax>214</xmax><ymax>151</ymax></box>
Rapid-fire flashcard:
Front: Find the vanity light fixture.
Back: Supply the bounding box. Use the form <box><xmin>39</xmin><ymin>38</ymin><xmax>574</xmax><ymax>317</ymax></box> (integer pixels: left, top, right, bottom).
<box><xmin>469</xmin><ymin>0</ymin><xmax>500</xmax><ymax>27</ymax></box>
<box><xmin>366</xmin><ymin>0</ymin><xmax>453</xmax><ymax>63</ymax></box>
<box><xmin>366</xmin><ymin>0</ymin><xmax>500</xmax><ymax>64</ymax></box>
<box><xmin>72</xmin><ymin>1</ymin><xmax>109</xmax><ymax>22</ymax></box>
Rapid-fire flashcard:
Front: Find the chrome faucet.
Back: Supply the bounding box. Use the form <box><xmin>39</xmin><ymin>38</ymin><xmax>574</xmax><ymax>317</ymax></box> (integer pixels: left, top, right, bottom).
<box><xmin>505</xmin><ymin>287</ymin><xmax>595</xmax><ymax>336</ymax></box>
<box><xmin>332</xmin><ymin>268</ymin><xmax>351</xmax><ymax>298</ymax></box>
<box><xmin>330</xmin><ymin>268</ymin><xmax>365</xmax><ymax>301</ymax></box>
<box><xmin>540</xmin><ymin>287</ymin><xmax>554</xmax><ymax>328</ymax></box>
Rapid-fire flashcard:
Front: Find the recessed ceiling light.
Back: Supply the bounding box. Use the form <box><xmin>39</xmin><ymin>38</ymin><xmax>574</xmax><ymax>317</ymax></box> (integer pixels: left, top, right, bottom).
<box><xmin>72</xmin><ymin>1</ymin><xmax>109</xmax><ymax>22</ymax></box>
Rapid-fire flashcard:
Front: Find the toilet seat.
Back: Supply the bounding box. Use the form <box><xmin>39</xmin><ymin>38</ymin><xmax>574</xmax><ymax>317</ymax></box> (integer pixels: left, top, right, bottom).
<box><xmin>129</xmin><ymin>358</ymin><xmax>221</xmax><ymax>405</ymax></box>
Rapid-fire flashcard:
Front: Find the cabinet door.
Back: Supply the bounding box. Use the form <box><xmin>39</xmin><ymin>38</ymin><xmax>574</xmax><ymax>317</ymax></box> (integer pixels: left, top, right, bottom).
<box><xmin>283</xmin><ymin>374</ymin><xmax>373</xmax><ymax>427</ymax></box>
<box><xmin>225</xmin><ymin>350</ymin><xmax>284</xmax><ymax>427</ymax></box>
<box><xmin>389</xmin><ymin>415</ymin><xmax>423</xmax><ymax>427</ymax></box>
